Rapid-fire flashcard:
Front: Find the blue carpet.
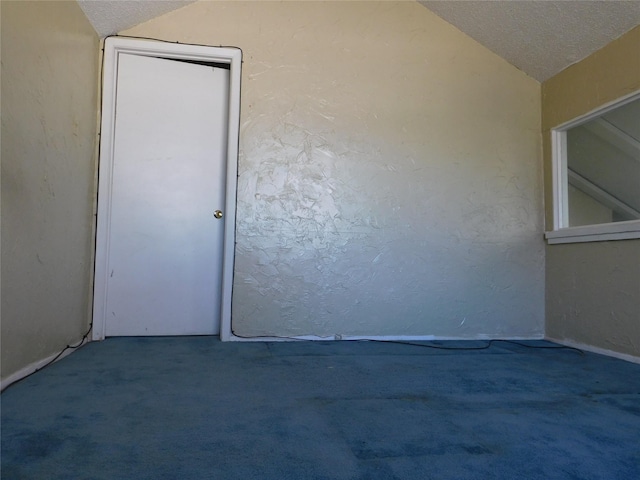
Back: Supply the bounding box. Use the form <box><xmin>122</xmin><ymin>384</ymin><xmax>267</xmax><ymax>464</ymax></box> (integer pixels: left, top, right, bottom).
<box><xmin>2</xmin><ymin>338</ymin><xmax>639</xmax><ymax>479</ymax></box>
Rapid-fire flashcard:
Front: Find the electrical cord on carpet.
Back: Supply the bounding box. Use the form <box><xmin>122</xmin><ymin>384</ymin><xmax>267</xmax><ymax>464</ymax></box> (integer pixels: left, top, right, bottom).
<box><xmin>367</xmin><ymin>339</ymin><xmax>585</xmax><ymax>355</ymax></box>
<box><xmin>41</xmin><ymin>324</ymin><xmax>93</xmax><ymax>367</ymax></box>
<box><xmin>1</xmin><ymin>324</ymin><xmax>92</xmax><ymax>393</ymax></box>
<box><xmin>230</xmin><ymin>332</ymin><xmax>585</xmax><ymax>355</ymax></box>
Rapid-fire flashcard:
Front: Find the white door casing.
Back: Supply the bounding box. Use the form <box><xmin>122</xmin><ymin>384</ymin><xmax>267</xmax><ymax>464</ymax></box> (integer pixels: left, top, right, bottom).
<box><xmin>93</xmin><ymin>37</ymin><xmax>241</xmax><ymax>340</ymax></box>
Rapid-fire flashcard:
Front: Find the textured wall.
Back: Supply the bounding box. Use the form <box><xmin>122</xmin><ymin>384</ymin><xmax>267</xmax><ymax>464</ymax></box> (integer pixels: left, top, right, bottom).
<box><xmin>542</xmin><ymin>26</ymin><xmax>640</xmax><ymax>357</ymax></box>
<box><xmin>123</xmin><ymin>1</ymin><xmax>544</xmax><ymax>339</ymax></box>
<box><xmin>546</xmin><ymin>241</ymin><xmax>640</xmax><ymax>357</ymax></box>
<box><xmin>1</xmin><ymin>1</ymin><xmax>99</xmax><ymax>379</ymax></box>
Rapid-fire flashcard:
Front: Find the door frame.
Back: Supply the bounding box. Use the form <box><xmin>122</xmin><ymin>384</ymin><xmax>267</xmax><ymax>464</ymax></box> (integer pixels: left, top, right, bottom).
<box><xmin>92</xmin><ymin>36</ymin><xmax>242</xmax><ymax>341</ymax></box>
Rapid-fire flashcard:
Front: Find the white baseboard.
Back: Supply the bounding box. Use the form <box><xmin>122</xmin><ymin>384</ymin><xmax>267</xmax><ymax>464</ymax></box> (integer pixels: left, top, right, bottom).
<box><xmin>546</xmin><ymin>337</ymin><xmax>640</xmax><ymax>364</ymax></box>
<box><xmin>226</xmin><ymin>333</ymin><xmax>545</xmax><ymax>342</ymax></box>
<box><xmin>0</xmin><ymin>338</ymin><xmax>89</xmax><ymax>392</ymax></box>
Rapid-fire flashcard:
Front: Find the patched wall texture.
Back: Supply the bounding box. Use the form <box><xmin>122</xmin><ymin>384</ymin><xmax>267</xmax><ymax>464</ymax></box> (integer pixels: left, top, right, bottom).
<box><xmin>1</xmin><ymin>1</ymin><xmax>100</xmax><ymax>379</ymax></box>
<box><xmin>543</xmin><ymin>26</ymin><xmax>640</xmax><ymax>357</ymax></box>
<box><xmin>124</xmin><ymin>1</ymin><xmax>544</xmax><ymax>338</ymax></box>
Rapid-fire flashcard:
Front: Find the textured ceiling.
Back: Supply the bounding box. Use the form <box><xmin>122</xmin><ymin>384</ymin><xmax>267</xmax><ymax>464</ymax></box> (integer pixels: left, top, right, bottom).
<box><xmin>78</xmin><ymin>0</ymin><xmax>640</xmax><ymax>82</ymax></box>
<box><xmin>77</xmin><ymin>0</ymin><xmax>196</xmax><ymax>38</ymax></box>
<box><xmin>420</xmin><ymin>1</ymin><xmax>640</xmax><ymax>81</ymax></box>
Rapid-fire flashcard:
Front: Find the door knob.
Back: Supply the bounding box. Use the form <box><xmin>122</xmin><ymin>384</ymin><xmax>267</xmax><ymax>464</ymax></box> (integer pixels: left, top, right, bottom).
<box><xmin>213</xmin><ymin>210</ymin><xmax>223</xmax><ymax>219</ymax></box>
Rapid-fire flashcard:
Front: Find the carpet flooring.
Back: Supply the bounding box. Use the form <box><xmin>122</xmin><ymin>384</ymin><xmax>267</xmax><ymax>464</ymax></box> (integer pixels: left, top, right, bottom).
<box><xmin>2</xmin><ymin>338</ymin><xmax>639</xmax><ymax>479</ymax></box>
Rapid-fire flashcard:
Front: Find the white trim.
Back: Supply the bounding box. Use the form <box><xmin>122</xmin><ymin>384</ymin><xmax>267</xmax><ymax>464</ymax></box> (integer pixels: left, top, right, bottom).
<box><xmin>545</xmin><ymin>219</ymin><xmax>640</xmax><ymax>244</ymax></box>
<box><xmin>225</xmin><ymin>333</ymin><xmax>545</xmax><ymax>342</ymax></box>
<box><xmin>546</xmin><ymin>337</ymin><xmax>640</xmax><ymax>365</ymax></box>
<box><xmin>0</xmin><ymin>341</ymin><xmax>88</xmax><ymax>392</ymax></box>
<box><xmin>551</xmin><ymin>129</ymin><xmax>569</xmax><ymax>229</ymax></box>
<box><xmin>92</xmin><ymin>37</ymin><xmax>242</xmax><ymax>342</ymax></box>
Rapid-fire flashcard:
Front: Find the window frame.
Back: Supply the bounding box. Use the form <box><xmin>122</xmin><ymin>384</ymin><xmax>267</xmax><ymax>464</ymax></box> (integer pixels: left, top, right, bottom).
<box><xmin>545</xmin><ymin>90</ymin><xmax>640</xmax><ymax>245</ymax></box>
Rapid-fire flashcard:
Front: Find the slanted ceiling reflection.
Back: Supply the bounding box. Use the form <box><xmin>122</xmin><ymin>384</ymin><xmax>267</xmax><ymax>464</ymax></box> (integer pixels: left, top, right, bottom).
<box><xmin>567</xmin><ymin>98</ymin><xmax>640</xmax><ymax>223</ymax></box>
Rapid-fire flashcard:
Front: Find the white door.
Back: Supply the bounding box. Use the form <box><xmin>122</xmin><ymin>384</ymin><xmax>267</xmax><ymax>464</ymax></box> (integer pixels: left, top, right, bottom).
<box><xmin>104</xmin><ymin>53</ymin><xmax>229</xmax><ymax>336</ymax></box>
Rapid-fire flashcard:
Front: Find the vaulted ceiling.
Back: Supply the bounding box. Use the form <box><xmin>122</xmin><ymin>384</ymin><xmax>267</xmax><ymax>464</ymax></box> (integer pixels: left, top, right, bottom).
<box><xmin>77</xmin><ymin>0</ymin><xmax>640</xmax><ymax>82</ymax></box>
<box><xmin>420</xmin><ymin>1</ymin><xmax>640</xmax><ymax>81</ymax></box>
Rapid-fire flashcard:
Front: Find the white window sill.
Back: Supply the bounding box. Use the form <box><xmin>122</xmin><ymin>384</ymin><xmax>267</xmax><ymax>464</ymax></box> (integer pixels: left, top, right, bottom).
<box><xmin>545</xmin><ymin>220</ymin><xmax>640</xmax><ymax>244</ymax></box>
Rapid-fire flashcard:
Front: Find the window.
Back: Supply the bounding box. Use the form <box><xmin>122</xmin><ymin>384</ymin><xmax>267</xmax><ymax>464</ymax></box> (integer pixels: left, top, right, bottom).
<box><xmin>546</xmin><ymin>92</ymin><xmax>640</xmax><ymax>244</ymax></box>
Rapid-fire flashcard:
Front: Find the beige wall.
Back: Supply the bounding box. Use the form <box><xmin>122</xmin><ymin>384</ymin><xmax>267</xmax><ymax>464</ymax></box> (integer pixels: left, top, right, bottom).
<box><xmin>542</xmin><ymin>26</ymin><xmax>640</xmax><ymax>228</ymax></box>
<box><xmin>124</xmin><ymin>1</ymin><xmax>544</xmax><ymax>339</ymax></box>
<box><xmin>543</xmin><ymin>26</ymin><xmax>640</xmax><ymax>357</ymax></box>
<box><xmin>1</xmin><ymin>1</ymin><xmax>100</xmax><ymax>380</ymax></box>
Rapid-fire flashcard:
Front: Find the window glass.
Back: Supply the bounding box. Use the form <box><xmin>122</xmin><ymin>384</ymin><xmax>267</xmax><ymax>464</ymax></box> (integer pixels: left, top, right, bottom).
<box><xmin>565</xmin><ymin>98</ymin><xmax>640</xmax><ymax>227</ymax></box>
